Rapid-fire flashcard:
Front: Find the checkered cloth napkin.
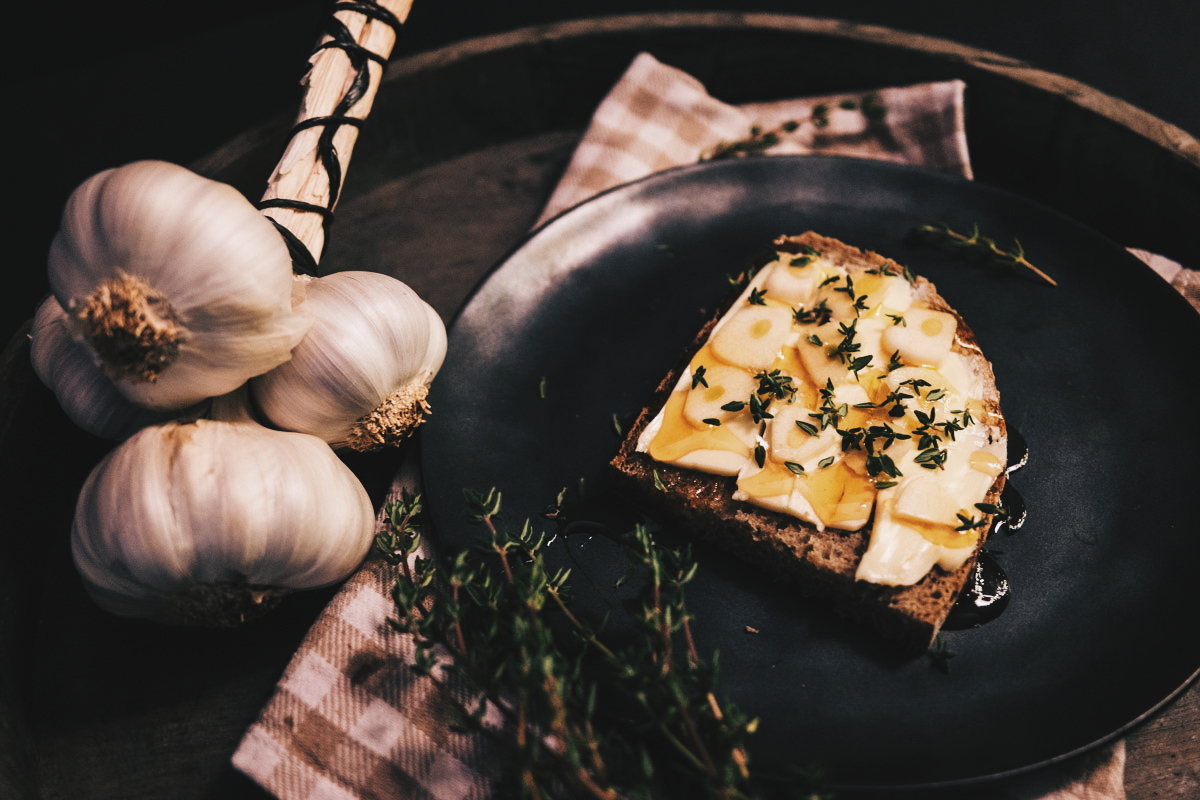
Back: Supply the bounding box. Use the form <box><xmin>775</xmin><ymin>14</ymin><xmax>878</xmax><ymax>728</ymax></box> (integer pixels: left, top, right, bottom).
<box><xmin>234</xmin><ymin>51</ymin><xmax>1194</xmax><ymax>800</ymax></box>
<box><xmin>534</xmin><ymin>52</ymin><xmax>973</xmax><ymax>225</ymax></box>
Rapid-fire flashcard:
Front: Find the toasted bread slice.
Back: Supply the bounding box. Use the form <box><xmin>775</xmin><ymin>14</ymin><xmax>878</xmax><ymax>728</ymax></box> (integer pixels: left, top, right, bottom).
<box><xmin>610</xmin><ymin>232</ymin><xmax>1007</xmax><ymax>652</ymax></box>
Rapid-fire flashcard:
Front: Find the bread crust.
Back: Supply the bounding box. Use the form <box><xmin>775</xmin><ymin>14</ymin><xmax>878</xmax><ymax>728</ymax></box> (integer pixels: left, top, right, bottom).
<box><xmin>609</xmin><ymin>232</ymin><xmax>1006</xmax><ymax>652</ymax></box>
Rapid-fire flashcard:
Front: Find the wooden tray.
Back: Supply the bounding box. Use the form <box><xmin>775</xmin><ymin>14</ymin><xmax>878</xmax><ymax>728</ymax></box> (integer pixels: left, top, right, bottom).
<box><xmin>2</xmin><ymin>14</ymin><xmax>1196</xmax><ymax>800</ymax></box>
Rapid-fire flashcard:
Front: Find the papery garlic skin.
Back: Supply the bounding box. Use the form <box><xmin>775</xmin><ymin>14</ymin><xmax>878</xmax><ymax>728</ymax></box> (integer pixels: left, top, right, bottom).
<box><xmin>250</xmin><ymin>271</ymin><xmax>447</xmax><ymax>451</ymax></box>
<box><xmin>30</xmin><ymin>296</ymin><xmax>191</xmax><ymax>440</ymax></box>
<box><xmin>47</xmin><ymin>160</ymin><xmax>311</xmax><ymax>411</ymax></box>
<box><xmin>70</xmin><ymin>393</ymin><xmax>376</xmax><ymax>626</ymax></box>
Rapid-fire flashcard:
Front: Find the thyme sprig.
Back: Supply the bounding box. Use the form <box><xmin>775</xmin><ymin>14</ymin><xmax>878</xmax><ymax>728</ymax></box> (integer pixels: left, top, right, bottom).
<box><xmin>703</xmin><ymin>124</ymin><xmax>787</xmax><ymax>161</ymax></box>
<box><xmin>908</xmin><ymin>223</ymin><xmax>1057</xmax><ymax>286</ymax></box>
<box><xmin>702</xmin><ymin>93</ymin><xmax>888</xmax><ymax>161</ymax></box>
<box><xmin>828</xmin><ymin>319</ymin><xmax>873</xmax><ymax>376</ymax></box>
<box><xmin>378</xmin><ymin>489</ymin><xmax>796</xmax><ymax>799</ymax></box>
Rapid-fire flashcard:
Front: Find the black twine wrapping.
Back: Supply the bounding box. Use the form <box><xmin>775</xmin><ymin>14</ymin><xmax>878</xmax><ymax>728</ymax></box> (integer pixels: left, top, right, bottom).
<box><xmin>263</xmin><ymin>210</ymin><xmax>325</xmax><ymax>277</ymax></box>
<box><xmin>258</xmin><ymin>0</ymin><xmax>405</xmax><ymax>276</ymax></box>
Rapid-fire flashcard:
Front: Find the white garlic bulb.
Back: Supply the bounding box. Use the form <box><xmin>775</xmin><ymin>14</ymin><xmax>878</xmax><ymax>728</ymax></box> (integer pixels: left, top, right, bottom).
<box><xmin>249</xmin><ymin>271</ymin><xmax>447</xmax><ymax>451</ymax></box>
<box><xmin>30</xmin><ymin>295</ymin><xmax>194</xmax><ymax>440</ymax></box>
<box><xmin>70</xmin><ymin>391</ymin><xmax>376</xmax><ymax>626</ymax></box>
<box><xmin>46</xmin><ymin>160</ymin><xmax>311</xmax><ymax>411</ymax></box>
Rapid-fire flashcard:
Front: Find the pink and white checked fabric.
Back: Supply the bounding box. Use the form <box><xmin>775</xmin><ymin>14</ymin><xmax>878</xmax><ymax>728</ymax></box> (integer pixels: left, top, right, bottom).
<box><xmin>536</xmin><ymin>52</ymin><xmax>972</xmax><ymax>225</ymax></box>
<box><xmin>233</xmin><ymin>466</ymin><xmax>506</xmax><ymax>800</ymax></box>
<box><xmin>234</xmin><ymin>51</ymin><xmax>1194</xmax><ymax>800</ymax></box>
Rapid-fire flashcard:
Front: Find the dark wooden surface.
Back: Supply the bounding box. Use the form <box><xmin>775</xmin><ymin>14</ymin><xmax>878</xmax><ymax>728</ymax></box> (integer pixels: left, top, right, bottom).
<box><xmin>3</xmin><ymin>11</ymin><xmax>1198</xmax><ymax>800</ymax></box>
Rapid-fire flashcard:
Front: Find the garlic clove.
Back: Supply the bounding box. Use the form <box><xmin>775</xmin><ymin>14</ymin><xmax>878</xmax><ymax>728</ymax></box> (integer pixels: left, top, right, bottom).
<box><xmin>70</xmin><ymin>390</ymin><xmax>376</xmax><ymax>626</ymax></box>
<box><xmin>29</xmin><ymin>295</ymin><xmax>198</xmax><ymax>440</ymax></box>
<box><xmin>47</xmin><ymin>161</ymin><xmax>312</xmax><ymax>411</ymax></box>
<box><xmin>250</xmin><ymin>271</ymin><xmax>447</xmax><ymax>451</ymax></box>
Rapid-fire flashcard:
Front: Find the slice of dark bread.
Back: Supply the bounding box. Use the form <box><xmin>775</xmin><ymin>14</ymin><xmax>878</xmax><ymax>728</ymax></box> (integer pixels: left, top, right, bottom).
<box><xmin>609</xmin><ymin>232</ymin><xmax>1007</xmax><ymax>652</ymax></box>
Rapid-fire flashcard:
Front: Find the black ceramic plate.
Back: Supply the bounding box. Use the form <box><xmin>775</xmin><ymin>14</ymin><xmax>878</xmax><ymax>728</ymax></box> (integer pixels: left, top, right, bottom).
<box><xmin>420</xmin><ymin>156</ymin><xmax>1200</xmax><ymax>790</ymax></box>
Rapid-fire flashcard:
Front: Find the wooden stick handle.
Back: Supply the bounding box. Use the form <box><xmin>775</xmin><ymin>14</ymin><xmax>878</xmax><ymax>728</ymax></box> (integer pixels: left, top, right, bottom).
<box><xmin>260</xmin><ymin>0</ymin><xmax>415</xmax><ymax>268</ymax></box>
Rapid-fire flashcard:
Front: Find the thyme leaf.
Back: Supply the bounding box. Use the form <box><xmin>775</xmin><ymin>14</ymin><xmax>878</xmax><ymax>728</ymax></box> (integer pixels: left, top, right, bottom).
<box><xmin>795</xmin><ymin>419</ymin><xmax>819</xmax><ymax>437</ymax></box>
<box><xmin>955</xmin><ymin>512</ymin><xmax>990</xmax><ymax>531</ymax></box>
<box><xmin>748</xmin><ymin>393</ymin><xmax>774</xmax><ymax>424</ymax></box>
<box><xmin>975</xmin><ymin>502</ymin><xmax>1008</xmax><ymax>517</ymax></box>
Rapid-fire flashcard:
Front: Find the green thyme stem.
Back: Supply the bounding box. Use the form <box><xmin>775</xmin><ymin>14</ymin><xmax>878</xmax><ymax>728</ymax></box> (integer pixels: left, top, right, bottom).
<box><xmin>450</xmin><ymin>579</ymin><xmax>469</xmax><ymax>659</ymax></box>
<box><xmin>682</xmin><ymin>609</ymin><xmax>702</xmax><ymax>668</ymax></box>
<box><xmin>657</xmin><ymin>719</ymin><xmax>710</xmax><ymax>774</ymax></box>
<box><xmin>493</xmin><ymin>542</ymin><xmax>516</xmax><ymax>584</ymax></box>
<box><xmin>686</xmin><ymin>612</ymin><xmax>753</xmax><ymax>782</ymax></box>
<box><xmin>574</xmin><ymin>768</ymin><xmax>621</xmax><ymax>800</ymax></box>
<box><xmin>480</xmin><ymin>506</ymin><xmax>516</xmax><ymax>585</ymax></box>
<box><xmin>449</xmin><ymin>671</ymin><xmax>616</xmax><ymax>800</ymax></box>
<box><xmin>910</xmin><ymin>222</ymin><xmax>1057</xmax><ymax>286</ymax></box>
<box><xmin>674</xmin><ymin>617</ymin><xmax>723</xmax><ymax>780</ymax></box>
<box><xmin>677</xmin><ymin>688</ymin><xmax>720</xmax><ymax>779</ymax></box>
<box><xmin>654</xmin><ymin>582</ymin><xmax>673</xmax><ymax>676</ymax></box>
<box><xmin>548</xmin><ymin>586</ymin><xmax>617</xmax><ymax>660</ymax></box>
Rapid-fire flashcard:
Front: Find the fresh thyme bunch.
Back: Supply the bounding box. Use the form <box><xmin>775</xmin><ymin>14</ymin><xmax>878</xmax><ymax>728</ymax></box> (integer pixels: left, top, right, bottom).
<box><xmin>375</xmin><ymin>488</ymin><xmax>820</xmax><ymax>799</ymax></box>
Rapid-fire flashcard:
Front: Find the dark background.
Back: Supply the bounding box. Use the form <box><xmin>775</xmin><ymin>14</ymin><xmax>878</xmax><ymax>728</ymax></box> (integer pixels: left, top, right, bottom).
<box><xmin>6</xmin><ymin>0</ymin><xmax>1199</xmax><ymax>352</ymax></box>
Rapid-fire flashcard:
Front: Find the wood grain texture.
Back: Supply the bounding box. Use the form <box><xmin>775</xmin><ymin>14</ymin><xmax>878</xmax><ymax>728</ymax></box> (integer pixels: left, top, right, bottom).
<box><xmin>1125</xmin><ymin>681</ymin><xmax>1200</xmax><ymax>798</ymax></box>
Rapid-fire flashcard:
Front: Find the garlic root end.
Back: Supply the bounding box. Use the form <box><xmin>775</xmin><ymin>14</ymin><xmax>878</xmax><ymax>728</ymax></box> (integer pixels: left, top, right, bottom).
<box><xmin>75</xmin><ymin>271</ymin><xmax>185</xmax><ymax>383</ymax></box>
<box><xmin>165</xmin><ymin>581</ymin><xmax>290</xmax><ymax>627</ymax></box>
<box><xmin>342</xmin><ymin>379</ymin><xmax>432</xmax><ymax>452</ymax></box>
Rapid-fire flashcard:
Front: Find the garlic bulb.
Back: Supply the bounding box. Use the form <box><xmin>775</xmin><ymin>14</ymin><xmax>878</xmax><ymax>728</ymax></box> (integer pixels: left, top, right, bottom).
<box><xmin>46</xmin><ymin>160</ymin><xmax>311</xmax><ymax>411</ymax></box>
<box><xmin>71</xmin><ymin>391</ymin><xmax>375</xmax><ymax>626</ymax></box>
<box><xmin>249</xmin><ymin>271</ymin><xmax>447</xmax><ymax>451</ymax></box>
<box><xmin>30</xmin><ymin>295</ymin><xmax>196</xmax><ymax>439</ymax></box>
